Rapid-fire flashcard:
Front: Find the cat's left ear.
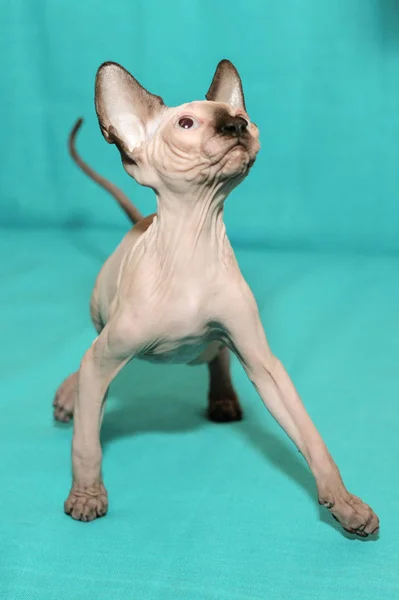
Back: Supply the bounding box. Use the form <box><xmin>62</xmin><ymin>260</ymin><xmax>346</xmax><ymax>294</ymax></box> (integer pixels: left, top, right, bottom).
<box><xmin>206</xmin><ymin>59</ymin><xmax>246</xmax><ymax>111</ymax></box>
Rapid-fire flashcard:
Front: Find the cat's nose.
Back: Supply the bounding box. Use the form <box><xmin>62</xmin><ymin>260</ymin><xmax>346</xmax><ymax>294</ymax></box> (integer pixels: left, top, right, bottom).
<box><xmin>219</xmin><ymin>116</ymin><xmax>248</xmax><ymax>138</ymax></box>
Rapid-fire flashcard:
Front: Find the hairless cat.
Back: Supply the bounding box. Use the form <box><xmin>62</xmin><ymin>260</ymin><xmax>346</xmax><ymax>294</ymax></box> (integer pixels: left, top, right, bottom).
<box><xmin>53</xmin><ymin>59</ymin><xmax>379</xmax><ymax>537</ymax></box>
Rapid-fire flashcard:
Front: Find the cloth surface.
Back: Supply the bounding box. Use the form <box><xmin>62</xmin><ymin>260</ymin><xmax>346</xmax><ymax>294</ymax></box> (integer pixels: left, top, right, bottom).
<box><xmin>1</xmin><ymin>230</ymin><xmax>398</xmax><ymax>599</ymax></box>
<box><xmin>1</xmin><ymin>0</ymin><xmax>399</xmax><ymax>251</ymax></box>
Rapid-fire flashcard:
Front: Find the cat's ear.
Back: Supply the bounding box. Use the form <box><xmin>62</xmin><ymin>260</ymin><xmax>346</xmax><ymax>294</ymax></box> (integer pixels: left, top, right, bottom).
<box><xmin>206</xmin><ymin>59</ymin><xmax>246</xmax><ymax>111</ymax></box>
<box><xmin>95</xmin><ymin>61</ymin><xmax>166</xmax><ymax>155</ymax></box>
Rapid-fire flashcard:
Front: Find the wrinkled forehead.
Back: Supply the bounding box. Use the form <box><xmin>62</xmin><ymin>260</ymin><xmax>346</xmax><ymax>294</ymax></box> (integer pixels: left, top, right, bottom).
<box><xmin>165</xmin><ymin>100</ymin><xmax>246</xmax><ymax>123</ymax></box>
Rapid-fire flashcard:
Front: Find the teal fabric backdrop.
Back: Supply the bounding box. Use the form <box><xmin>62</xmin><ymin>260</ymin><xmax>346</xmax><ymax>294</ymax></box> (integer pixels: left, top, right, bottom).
<box><xmin>1</xmin><ymin>1</ymin><xmax>399</xmax><ymax>600</ymax></box>
<box><xmin>1</xmin><ymin>0</ymin><xmax>399</xmax><ymax>250</ymax></box>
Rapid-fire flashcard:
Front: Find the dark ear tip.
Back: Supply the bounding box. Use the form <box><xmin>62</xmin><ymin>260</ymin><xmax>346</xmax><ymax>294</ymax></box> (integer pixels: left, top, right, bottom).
<box><xmin>216</xmin><ymin>59</ymin><xmax>237</xmax><ymax>71</ymax></box>
<box><xmin>96</xmin><ymin>61</ymin><xmax>125</xmax><ymax>80</ymax></box>
<box><xmin>98</xmin><ymin>60</ymin><xmax>122</xmax><ymax>69</ymax></box>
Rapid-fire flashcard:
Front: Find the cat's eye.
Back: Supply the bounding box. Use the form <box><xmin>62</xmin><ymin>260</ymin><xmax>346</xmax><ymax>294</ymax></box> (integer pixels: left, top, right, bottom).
<box><xmin>176</xmin><ymin>116</ymin><xmax>200</xmax><ymax>130</ymax></box>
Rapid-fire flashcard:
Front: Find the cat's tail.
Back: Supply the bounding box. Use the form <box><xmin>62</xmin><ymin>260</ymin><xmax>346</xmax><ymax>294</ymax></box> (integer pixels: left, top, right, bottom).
<box><xmin>68</xmin><ymin>117</ymin><xmax>143</xmax><ymax>225</ymax></box>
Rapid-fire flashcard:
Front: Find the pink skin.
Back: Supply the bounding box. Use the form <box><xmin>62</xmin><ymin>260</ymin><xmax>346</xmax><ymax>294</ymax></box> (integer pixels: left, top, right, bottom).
<box><xmin>54</xmin><ymin>60</ymin><xmax>379</xmax><ymax>536</ymax></box>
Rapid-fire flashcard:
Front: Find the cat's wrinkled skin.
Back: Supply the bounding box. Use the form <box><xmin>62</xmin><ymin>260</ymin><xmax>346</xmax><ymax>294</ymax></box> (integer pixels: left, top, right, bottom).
<box><xmin>55</xmin><ymin>59</ymin><xmax>379</xmax><ymax>537</ymax></box>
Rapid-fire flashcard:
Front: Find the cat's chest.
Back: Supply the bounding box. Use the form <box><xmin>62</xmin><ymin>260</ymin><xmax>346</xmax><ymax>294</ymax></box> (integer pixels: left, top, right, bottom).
<box><xmin>138</xmin><ymin>291</ymin><xmax>224</xmax><ymax>363</ymax></box>
<box><xmin>139</xmin><ymin>320</ymin><xmax>220</xmax><ymax>365</ymax></box>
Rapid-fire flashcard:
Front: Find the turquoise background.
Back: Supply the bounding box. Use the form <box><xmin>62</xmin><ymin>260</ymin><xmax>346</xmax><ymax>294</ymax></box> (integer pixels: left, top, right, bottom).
<box><xmin>1</xmin><ymin>1</ymin><xmax>399</xmax><ymax>599</ymax></box>
<box><xmin>2</xmin><ymin>0</ymin><xmax>399</xmax><ymax>250</ymax></box>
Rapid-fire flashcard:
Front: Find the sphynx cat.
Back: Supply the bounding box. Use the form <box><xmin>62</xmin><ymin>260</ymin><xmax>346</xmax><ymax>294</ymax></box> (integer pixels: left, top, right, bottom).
<box><xmin>53</xmin><ymin>59</ymin><xmax>379</xmax><ymax>536</ymax></box>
